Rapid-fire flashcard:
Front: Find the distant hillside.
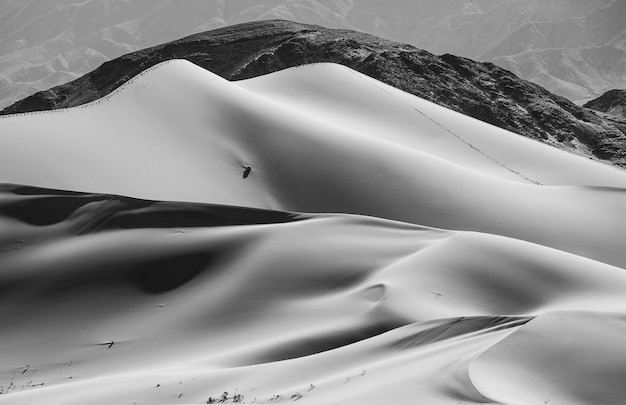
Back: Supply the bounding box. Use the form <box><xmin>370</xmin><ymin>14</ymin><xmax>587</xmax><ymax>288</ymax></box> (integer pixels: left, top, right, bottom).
<box><xmin>3</xmin><ymin>20</ymin><xmax>626</xmax><ymax>166</ymax></box>
<box><xmin>410</xmin><ymin>0</ymin><xmax>626</xmax><ymax>104</ymax></box>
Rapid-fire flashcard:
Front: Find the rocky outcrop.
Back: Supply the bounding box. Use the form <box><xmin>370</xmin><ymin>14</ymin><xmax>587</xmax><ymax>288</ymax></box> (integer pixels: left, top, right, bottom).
<box><xmin>3</xmin><ymin>20</ymin><xmax>626</xmax><ymax>166</ymax></box>
<box><xmin>584</xmin><ymin>89</ymin><xmax>626</xmax><ymax>117</ymax></box>
<box><xmin>583</xmin><ymin>89</ymin><xmax>626</xmax><ymax>160</ymax></box>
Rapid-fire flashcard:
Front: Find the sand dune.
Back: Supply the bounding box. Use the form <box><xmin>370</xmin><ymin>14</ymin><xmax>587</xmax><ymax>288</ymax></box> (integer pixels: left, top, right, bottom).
<box><xmin>471</xmin><ymin>311</ymin><xmax>626</xmax><ymax>405</ymax></box>
<box><xmin>1</xmin><ymin>185</ymin><xmax>626</xmax><ymax>404</ymax></box>
<box><xmin>2</xmin><ymin>61</ymin><xmax>626</xmax><ymax>267</ymax></box>
<box><xmin>1</xmin><ymin>61</ymin><xmax>626</xmax><ymax>404</ymax></box>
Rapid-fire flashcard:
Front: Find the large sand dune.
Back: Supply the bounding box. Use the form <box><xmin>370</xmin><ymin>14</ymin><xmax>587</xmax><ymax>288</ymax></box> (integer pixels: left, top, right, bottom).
<box><xmin>1</xmin><ymin>61</ymin><xmax>626</xmax><ymax>404</ymax></box>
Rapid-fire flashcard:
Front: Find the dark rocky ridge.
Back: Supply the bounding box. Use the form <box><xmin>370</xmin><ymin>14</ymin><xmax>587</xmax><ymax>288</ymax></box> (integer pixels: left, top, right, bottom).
<box><xmin>584</xmin><ymin>89</ymin><xmax>626</xmax><ymax>117</ymax></box>
<box><xmin>584</xmin><ymin>90</ymin><xmax>626</xmax><ymax>153</ymax></box>
<box><xmin>3</xmin><ymin>20</ymin><xmax>626</xmax><ymax>166</ymax></box>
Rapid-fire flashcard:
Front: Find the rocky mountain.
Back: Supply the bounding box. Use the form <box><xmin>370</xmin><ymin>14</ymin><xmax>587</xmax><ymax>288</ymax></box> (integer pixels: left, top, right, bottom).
<box><xmin>584</xmin><ymin>89</ymin><xmax>626</xmax><ymax>148</ymax></box>
<box><xmin>478</xmin><ymin>0</ymin><xmax>626</xmax><ymax>104</ymax></box>
<box><xmin>584</xmin><ymin>89</ymin><xmax>626</xmax><ymax>117</ymax></box>
<box><xmin>349</xmin><ymin>0</ymin><xmax>625</xmax><ymax>103</ymax></box>
<box><xmin>3</xmin><ymin>20</ymin><xmax>626</xmax><ymax>166</ymax></box>
<box><xmin>0</xmin><ymin>0</ymin><xmax>354</xmax><ymax>110</ymax></box>
<box><xmin>0</xmin><ymin>0</ymin><xmax>623</xmax><ymax>109</ymax></box>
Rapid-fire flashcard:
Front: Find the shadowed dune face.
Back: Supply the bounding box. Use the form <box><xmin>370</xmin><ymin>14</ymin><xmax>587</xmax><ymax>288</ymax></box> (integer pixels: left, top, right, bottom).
<box><xmin>0</xmin><ymin>185</ymin><xmax>303</xmax><ymax>297</ymax></box>
<box><xmin>0</xmin><ymin>195</ymin><xmax>104</xmax><ymax>226</ymax></box>
<box><xmin>2</xmin><ymin>185</ymin><xmax>626</xmax><ymax>404</ymax></box>
<box><xmin>0</xmin><ymin>182</ymin><xmax>301</xmax><ymax>232</ymax></box>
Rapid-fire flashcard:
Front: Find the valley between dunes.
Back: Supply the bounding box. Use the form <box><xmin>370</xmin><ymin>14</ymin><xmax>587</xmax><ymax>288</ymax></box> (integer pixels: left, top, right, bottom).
<box><xmin>1</xmin><ymin>60</ymin><xmax>626</xmax><ymax>404</ymax></box>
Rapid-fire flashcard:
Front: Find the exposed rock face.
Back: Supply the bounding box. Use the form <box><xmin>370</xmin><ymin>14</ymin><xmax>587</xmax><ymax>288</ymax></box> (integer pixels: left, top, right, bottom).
<box><xmin>583</xmin><ymin>90</ymin><xmax>626</xmax><ymax>160</ymax></box>
<box><xmin>3</xmin><ymin>20</ymin><xmax>626</xmax><ymax>166</ymax></box>
<box><xmin>585</xmin><ymin>89</ymin><xmax>626</xmax><ymax>117</ymax></box>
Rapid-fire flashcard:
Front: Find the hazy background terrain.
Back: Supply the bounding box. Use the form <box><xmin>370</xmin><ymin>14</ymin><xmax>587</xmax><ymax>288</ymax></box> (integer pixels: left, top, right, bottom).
<box><xmin>1</xmin><ymin>0</ymin><xmax>624</xmax><ymax>110</ymax></box>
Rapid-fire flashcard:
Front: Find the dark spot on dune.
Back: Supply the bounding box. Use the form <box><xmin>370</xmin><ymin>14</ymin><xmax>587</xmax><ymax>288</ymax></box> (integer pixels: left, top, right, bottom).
<box><xmin>243</xmin><ymin>166</ymin><xmax>252</xmax><ymax>179</ymax></box>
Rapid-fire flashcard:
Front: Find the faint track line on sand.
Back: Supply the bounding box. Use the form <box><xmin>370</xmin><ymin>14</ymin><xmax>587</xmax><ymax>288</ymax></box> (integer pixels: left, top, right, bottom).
<box><xmin>410</xmin><ymin>106</ymin><xmax>543</xmax><ymax>185</ymax></box>
<box><xmin>342</xmin><ymin>65</ymin><xmax>543</xmax><ymax>185</ymax></box>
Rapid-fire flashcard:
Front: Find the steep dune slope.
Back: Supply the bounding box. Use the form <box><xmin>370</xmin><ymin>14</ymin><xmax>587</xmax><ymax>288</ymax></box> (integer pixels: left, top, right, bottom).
<box><xmin>2</xmin><ymin>60</ymin><xmax>626</xmax><ymax>268</ymax></box>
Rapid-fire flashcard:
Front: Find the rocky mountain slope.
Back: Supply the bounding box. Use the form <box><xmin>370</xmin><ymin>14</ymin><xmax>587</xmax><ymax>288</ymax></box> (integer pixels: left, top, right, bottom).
<box><xmin>0</xmin><ymin>0</ymin><xmax>623</xmax><ymax>110</ymax></box>
<box><xmin>3</xmin><ymin>20</ymin><xmax>626</xmax><ymax>166</ymax></box>
<box><xmin>0</xmin><ymin>0</ymin><xmax>353</xmax><ymax>110</ymax></box>
<box><xmin>585</xmin><ymin>89</ymin><xmax>626</xmax><ymax>117</ymax></box>
<box><xmin>408</xmin><ymin>0</ymin><xmax>625</xmax><ymax>104</ymax></box>
<box><xmin>584</xmin><ymin>89</ymin><xmax>626</xmax><ymax>149</ymax></box>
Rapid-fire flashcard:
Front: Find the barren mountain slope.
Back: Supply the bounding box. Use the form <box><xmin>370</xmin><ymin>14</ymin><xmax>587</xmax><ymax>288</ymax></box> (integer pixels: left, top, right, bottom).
<box><xmin>585</xmin><ymin>89</ymin><xmax>626</xmax><ymax>117</ymax></box>
<box><xmin>1</xmin><ymin>0</ymin><xmax>623</xmax><ymax>108</ymax></box>
<box><xmin>0</xmin><ymin>0</ymin><xmax>354</xmax><ymax>109</ymax></box>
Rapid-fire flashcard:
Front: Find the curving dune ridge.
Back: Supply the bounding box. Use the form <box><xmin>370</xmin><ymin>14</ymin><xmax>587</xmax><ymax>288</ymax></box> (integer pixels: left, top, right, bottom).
<box><xmin>1</xmin><ymin>60</ymin><xmax>626</xmax><ymax>404</ymax></box>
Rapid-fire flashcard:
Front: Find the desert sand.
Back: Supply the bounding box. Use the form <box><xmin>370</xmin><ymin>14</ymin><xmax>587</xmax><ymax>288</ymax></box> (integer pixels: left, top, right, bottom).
<box><xmin>1</xmin><ymin>60</ymin><xmax>626</xmax><ymax>404</ymax></box>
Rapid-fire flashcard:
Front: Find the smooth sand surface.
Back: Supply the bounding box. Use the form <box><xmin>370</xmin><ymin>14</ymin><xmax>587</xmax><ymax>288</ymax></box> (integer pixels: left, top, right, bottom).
<box><xmin>1</xmin><ymin>61</ymin><xmax>626</xmax><ymax>404</ymax></box>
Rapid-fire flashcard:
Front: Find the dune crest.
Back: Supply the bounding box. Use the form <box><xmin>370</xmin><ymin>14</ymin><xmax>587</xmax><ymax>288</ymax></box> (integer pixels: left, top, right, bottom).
<box><xmin>2</xmin><ymin>61</ymin><xmax>626</xmax><ymax>268</ymax></box>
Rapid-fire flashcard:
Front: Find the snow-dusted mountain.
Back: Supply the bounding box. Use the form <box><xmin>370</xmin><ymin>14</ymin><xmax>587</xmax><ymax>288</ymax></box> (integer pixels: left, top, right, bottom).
<box><xmin>2</xmin><ymin>59</ymin><xmax>626</xmax><ymax>405</ymax></box>
<box><xmin>0</xmin><ymin>0</ymin><xmax>623</xmax><ymax>109</ymax></box>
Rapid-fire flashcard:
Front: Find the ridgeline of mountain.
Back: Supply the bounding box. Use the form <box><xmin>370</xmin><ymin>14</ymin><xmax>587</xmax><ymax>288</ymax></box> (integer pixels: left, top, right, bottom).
<box><xmin>2</xmin><ymin>20</ymin><xmax>625</xmax><ymax>166</ymax></box>
<box><xmin>583</xmin><ymin>89</ymin><xmax>626</xmax><ymax>149</ymax></box>
<box><xmin>1</xmin><ymin>1</ymin><xmax>622</xmax><ymax>108</ymax></box>
<box><xmin>584</xmin><ymin>89</ymin><xmax>626</xmax><ymax>117</ymax></box>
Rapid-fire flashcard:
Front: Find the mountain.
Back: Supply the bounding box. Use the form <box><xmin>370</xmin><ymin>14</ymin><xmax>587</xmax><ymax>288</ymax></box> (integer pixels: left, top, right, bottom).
<box><xmin>3</xmin><ymin>20</ymin><xmax>626</xmax><ymax>166</ymax></box>
<box><xmin>0</xmin><ymin>0</ymin><xmax>623</xmax><ymax>110</ymax></box>
<box><xmin>481</xmin><ymin>0</ymin><xmax>626</xmax><ymax>104</ymax></box>
<box><xmin>583</xmin><ymin>89</ymin><xmax>626</xmax><ymax>147</ymax></box>
<box><xmin>405</xmin><ymin>0</ymin><xmax>626</xmax><ymax>104</ymax></box>
<box><xmin>2</xmin><ymin>58</ymin><xmax>626</xmax><ymax>405</ymax></box>
<box><xmin>0</xmin><ymin>0</ymin><xmax>354</xmax><ymax>110</ymax></box>
<box><xmin>584</xmin><ymin>89</ymin><xmax>626</xmax><ymax>117</ymax></box>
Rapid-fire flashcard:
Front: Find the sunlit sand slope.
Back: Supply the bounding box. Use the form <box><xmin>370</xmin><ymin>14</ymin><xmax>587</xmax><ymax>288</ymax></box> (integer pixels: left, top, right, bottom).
<box><xmin>2</xmin><ymin>61</ymin><xmax>626</xmax><ymax>404</ymax></box>
<box><xmin>1</xmin><ymin>61</ymin><xmax>626</xmax><ymax>268</ymax></box>
<box><xmin>1</xmin><ymin>185</ymin><xmax>626</xmax><ymax>404</ymax></box>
